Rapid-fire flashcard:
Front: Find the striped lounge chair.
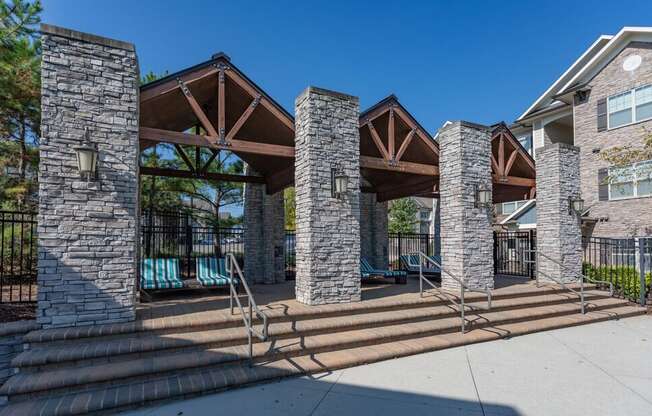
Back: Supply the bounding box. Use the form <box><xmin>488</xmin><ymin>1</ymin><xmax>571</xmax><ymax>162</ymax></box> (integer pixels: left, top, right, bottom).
<box><xmin>360</xmin><ymin>258</ymin><xmax>407</xmax><ymax>284</ymax></box>
<box><xmin>140</xmin><ymin>258</ymin><xmax>184</xmax><ymax>290</ymax></box>
<box><xmin>400</xmin><ymin>254</ymin><xmax>441</xmax><ymax>277</ymax></box>
<box><xmin>195</xmin><ymin>257</ymin><xmax>240</xmax><ymax>289</ymax></box>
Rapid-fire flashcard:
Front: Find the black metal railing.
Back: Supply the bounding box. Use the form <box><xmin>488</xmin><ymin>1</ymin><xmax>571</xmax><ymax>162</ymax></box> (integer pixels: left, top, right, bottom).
<box><xmin>493</xmin><ymin>231</ymin><xmax>536</xmax><ymax>278</ymax></box>
<box><xmin>582</xmin><ymin>236</ymin><xmax>652</xmax><ymax>304</ymax></box>
<box><xmin>388</xmin><ymin>232</ymin><xmax>437</xmax><ymax>270</ymax></box>
<box><xmin>1</xmin><ymin>211</ymin><xmax>38</xmax><ymax>303</ymax></box>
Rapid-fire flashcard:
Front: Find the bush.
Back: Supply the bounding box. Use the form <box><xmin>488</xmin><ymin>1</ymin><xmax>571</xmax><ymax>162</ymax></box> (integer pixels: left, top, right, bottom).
<box><xmin>583</xmin><ymin>263</ymin><xmax>652</xmax><ymax>302</ymax></box>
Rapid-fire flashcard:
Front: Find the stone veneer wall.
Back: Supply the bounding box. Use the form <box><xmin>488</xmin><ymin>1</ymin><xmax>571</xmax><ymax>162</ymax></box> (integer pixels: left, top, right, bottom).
<box><xmin>359</xmin><ymin>193</ymin><xmax>388</xmax><ymax>269</ymax></box>
<box><xmin>574</xmin><ymin>41</ymin><xmax>652</xmax><ymax>237</ymax></box>
<box><xmin>439</xmin><ymin>121</ymin><xmax>494</xmax><ymax>290</ymax></box>
<box><xmin>536</xmin><ymin>143</ymin><xmax>582</xmax><ymax>283</ymax></box>
<box><xmin>0</xmin><ymin>321</ymin><xmax>39</xmax><ymax>390</ymax></box>
<box><xmin>294</xmin><ymin>87</ymin><xmax>361</xmax><ymax>305</ymax></box>
<box><xmin>243</xmin><ymin>168</ymin><xmax>285</xmax><ymax>284</ymax></box>
<box><xmin>38</xmin><ymin>24</ymin><xmax>139</xmax><ymax>328</ymax></box>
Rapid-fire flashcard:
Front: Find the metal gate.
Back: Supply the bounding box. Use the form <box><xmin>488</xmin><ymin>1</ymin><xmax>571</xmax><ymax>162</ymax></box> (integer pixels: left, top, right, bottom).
<box><xmin>493</xmin><ymin>231</ymin><xmax>536</xmax><ymax>277</ymax></box>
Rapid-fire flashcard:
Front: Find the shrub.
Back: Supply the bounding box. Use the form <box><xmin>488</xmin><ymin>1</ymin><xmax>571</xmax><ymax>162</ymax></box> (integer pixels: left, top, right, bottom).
<box><xmin>583</xmin><ymin>263</ymin><xmax>651</xmax><ymax>302</ymax></box>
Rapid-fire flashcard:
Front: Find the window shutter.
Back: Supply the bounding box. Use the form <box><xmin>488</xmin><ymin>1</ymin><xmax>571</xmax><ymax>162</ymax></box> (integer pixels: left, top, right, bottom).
<box><xmin>598</xmin><ymin>168</ymin><xmax>609</xmax><ymax>201</ymax></box>
<box><xmin>597</xmin><ymin>98</ymin><xmax>607</xmax><ymax>132</ymax></box>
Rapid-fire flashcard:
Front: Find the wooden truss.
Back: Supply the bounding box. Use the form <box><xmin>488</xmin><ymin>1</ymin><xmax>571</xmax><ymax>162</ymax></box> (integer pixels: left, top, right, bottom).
<box><xmin>490</xmin><ymin>124</ymin><xmax>536</xmax><ymax>188</ymax></box>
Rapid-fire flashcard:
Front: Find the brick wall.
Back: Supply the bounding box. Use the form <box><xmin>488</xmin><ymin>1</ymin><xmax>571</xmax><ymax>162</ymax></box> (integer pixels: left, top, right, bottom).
<box><xmin>38</xmin><ymin>24</ymin><xmax>139</xmax><ymax>328</ymax></box>
<box><xmin>574</xmin><ymin>41</ymin><xmax>652</xmax><ymax>237</ymax></box>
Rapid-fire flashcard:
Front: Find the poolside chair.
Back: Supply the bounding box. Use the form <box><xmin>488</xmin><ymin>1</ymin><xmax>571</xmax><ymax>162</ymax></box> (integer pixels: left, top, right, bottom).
<box><xmin>140</xmin><ymin>258</ymin><xmax>184</xmax><ymax>290</ymax></box>
<box><xmin>360</xmin><ymin>258</ymin><xmax>407</xmax><ymax>284</ymax></box>
<box><xmin>195</xmin><ymin>257</ymin><xmax>240</xmax><ymax>289</ymax></box>
<box><xmin>400</xmin><ymin>253</ymin><xmax>441</xmax><ymax>277</ymax></box>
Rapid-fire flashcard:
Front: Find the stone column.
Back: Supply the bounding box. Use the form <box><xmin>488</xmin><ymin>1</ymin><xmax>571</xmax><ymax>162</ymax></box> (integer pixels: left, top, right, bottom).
<box><xmin>360</xmin><ymin>193</ymin><xmax>388</xmax><ymax>269</ymax></box>
<box><xmin>536</xmin><ymin>143</ymin><xmax>582</xmax><ymax>283</ymax></box>
<box><xmin>439</xmin><ymin>121</ymin><xmax>494</xmax><ymax>290</ymax></box>
<box><xmin>243</xmin><ymin>170</ymin><xmax>285</xmax><ymax>285</ymax></box>
<box><xmin>294</xmin><ymin>87</ymin><xmax>361</xmax><ymax>305</ymax></box>
<box><xmin>38</xmin><ymin>25</ymin><xmax>139</xmax><ymax>328</ymax></box>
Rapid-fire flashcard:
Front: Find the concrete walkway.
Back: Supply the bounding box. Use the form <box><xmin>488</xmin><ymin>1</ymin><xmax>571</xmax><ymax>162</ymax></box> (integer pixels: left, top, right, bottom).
<box><xmin>121</xmin><ymin>315</ymin><xmax>652</xmax><ymax>416</ymax></box>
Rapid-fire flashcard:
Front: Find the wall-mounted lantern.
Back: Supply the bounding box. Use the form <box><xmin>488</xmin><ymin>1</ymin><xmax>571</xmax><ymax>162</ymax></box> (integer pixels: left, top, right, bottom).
<box><xmin>568</xmin><ymin>197</ymin><xmax>584</xmax><ymax>215</ymax></box>
<box><xmin>331</xmin><ymin>165</ymin><xmax>347</xmax><ymax>199</ymax></box>
<box><xmin>474</xmin><ymin>185</ymin><xmax>492</xmax><ymax>208</ymax></box>
<box><xmin>73</xmin><ymin>128</ymin><xmax>98</xmax><ymax>182</ymax></box>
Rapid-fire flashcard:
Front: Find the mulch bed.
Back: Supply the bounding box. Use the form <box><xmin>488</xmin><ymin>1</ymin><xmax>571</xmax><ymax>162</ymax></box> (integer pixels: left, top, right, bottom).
<box><xmin>0</xmin><ymin>303</ymin><xmax>36</xmax><ymax>323</ymax></box>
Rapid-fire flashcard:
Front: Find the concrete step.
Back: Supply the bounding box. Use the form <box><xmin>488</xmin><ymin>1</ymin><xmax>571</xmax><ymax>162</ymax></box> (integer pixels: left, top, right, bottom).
<box><xmin>1</xmin><ymin>296</ymin><xmax>633</xmax><ymax>400</ymax></box>
<box><xmin>22</xmin><ymin>284</ymin><xmax>595</xmax><ymax>346</ymax></box>
<box><xmin>12</xmin><ymin>290</ymin><xmax>608</xmax><ymax>371</ymax></box>
<box><xmin>0</xmin><ymin>304</ymin><xmax>643</xmax><ymax>416</ymax></box>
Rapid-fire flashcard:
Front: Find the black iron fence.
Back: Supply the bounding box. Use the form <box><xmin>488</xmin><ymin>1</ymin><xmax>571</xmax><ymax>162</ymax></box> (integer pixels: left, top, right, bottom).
<box><xmin>141</xmin><ymin>210</ymin><xmax>298</xmax><ymax>281</ymax></box>
<box><xmin>1</xmin><ymin>211</ymin><xmax>38</xmax><ymax>303</ymax></box>
<box><xmin>494</xmin><ymin>231</ymin><xmax>536</xmax><ymax>278</ymax></box>
<box><xmin>388</xmin><ymin>232</ymin><xmax>437</xmax><ymax>270</ymax></box>
<box><xmin>582</xmin><ymin>236</ymin><xmax>652</xmax><ymax>304</ymax></box>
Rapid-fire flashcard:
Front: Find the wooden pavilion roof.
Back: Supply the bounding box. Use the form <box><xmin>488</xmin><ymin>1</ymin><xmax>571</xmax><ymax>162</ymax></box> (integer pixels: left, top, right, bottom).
<box><xmin>137</xmin><ymin>54</ymin><xmax>535</xmax><ymax>203</ymax></box>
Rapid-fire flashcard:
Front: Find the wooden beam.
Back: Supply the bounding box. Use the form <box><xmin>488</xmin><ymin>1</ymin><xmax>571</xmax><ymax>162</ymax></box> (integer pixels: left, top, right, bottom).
<box><xmin>394</xmin><ymin>129</ymin><xmax>416</xmax><ymax>162</ymax></box>
<box><xmin>140</xmin><ymin>140</ymin><xmax>157</xmax><ymax>151</ymax></box>
<box><xmin>266</xmin><ymin>166</ymin><xmax>294</xmax><ymax>195</ymax></box>
<box><xmin>388</xmin><ymin>107</ymin><xmax>395</xmax><ymax>161</ymax></box>
<box><xmin>498</xmin><ymin>133</ymin><xmax>505</xmax><ymax>174</ymax></box>
<box><xmin>173</xmin><ymin>144</ymin><xmax>195</xmax><ymax>172</ymax></box>
<box><xmin>504</xmin><ymin>150</ymin><xmax>519</xmax><ymax>176</ymax></box>
<box><xmin>377</xmin><ymin>179</ymin><xmax>436</xmax><ymax>202</ymax></box>
<box><xmin>392</xmin><ymin>106</ymin><xmax>439</xmax><ymax>156</ymax></box>
<box><xmin>140</xmin><ymin>127</ymin><xmax>295</xmax><ymax>158</ymax></box>
<box><xmin>177</xmin><ymin>79</ymin><xmax>219</xmax><ymax>138</ymax></box>
<box><xmin>225</xmin><ymin>95</ymin><xmax>260</xmax><ymax>142</ymax></box>
<box><xmin>360</xmin><ymin>156</ymin><xmax>438</xmax><ymax>176</ymax></box>
<box><xmin>491</xmin><ymin>155</ymin><xmax>501</xmax><ymax>175</ymax></box>
<box><xmin>201</xmin><ymin>149</ymin><xmax>220</xmax><ymax>173</ymax></box>
<box><xmin>218</xmin><ymin>68</ymin><xmax>226</xmax><ymax>143</ymax></box>
<box><xmin>492</xmin><ymin>174</ymin><xmax>536</xmax><ymax>187</ymax></box>
<box><xmin>140</xmin><ymin>166</ymin><xmax>265</xmax><ymax>183</ymax></box>
<box><xmin>140</xmin><ymin>66</ymin><xmax>219</xmax><ymax>103</ymax></box>
<box><xmin>224</xmin><ymin>68</ymin><xmax>295</xmax><ymax>131</ymax></box>
<box><xmin>366</xmin><ymin>121</ymin><xmax>390</xmax><ymax>160</ymax></box>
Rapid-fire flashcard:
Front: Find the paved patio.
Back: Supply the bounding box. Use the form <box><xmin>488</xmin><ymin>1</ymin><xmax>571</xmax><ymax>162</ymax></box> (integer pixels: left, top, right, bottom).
<box><xmin>120</xmin><ymin>315</ymin><xmax>652</xmax><ymax>416</ymax></box>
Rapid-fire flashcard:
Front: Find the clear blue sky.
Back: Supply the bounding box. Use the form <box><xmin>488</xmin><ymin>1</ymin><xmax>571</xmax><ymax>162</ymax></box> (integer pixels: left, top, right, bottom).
<box><xmin>43</xmin><ymin>0</ymin><xmax>651</xmax><ymax>133</ymax></box>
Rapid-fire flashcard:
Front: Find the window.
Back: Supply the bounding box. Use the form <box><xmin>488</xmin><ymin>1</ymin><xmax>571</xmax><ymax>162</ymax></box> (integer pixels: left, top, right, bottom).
<box><xmin>501</xmin><ymin>200</ymin><xmax>528</xmax><ymax>215</ymax></box>
<box><xmin>607</xmin><ymin>85</ymin><xmax>652</xmax><ymax>129</ymax></box>
<box><xmin>608</xmin><ymin>160</ymin><xmax>652</xmax><ymax>200</ymax></box>
<box><xmin>517</xmin><ymin>134</ymin><xmax>533</xmax><ymax>156</ymax></box>
<box><xmin>420</xmin><ymin>211</ymin><xmax>430</xmax><ymax>220</ymax></box>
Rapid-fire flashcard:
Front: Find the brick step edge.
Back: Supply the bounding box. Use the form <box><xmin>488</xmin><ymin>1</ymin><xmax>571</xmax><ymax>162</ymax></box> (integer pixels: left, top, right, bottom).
<box><xmin>1</xmin><ymin>297</ymin><xmax>633</xmax><ymax>399</ymax></box>
<box><xmin>23</xmin><ymin>284</ymin><xmax>598</xmax><ymax>345</ymax></box>
<box><xmin>0</xmin><ymin>306</ymin><xmax>643</xmax><ymax>416</ymax></box>
<box><xmin>12</xmin><ymin>290</ymin><xmax>612</xmax><ymax>370</ymax></box>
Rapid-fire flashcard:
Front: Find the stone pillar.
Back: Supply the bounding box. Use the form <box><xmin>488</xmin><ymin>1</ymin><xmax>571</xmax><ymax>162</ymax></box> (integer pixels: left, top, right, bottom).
<box><xmin>360</xmin><ymin>193</ymin><xmax>388</xmax><ymax>269</ymax></box>
<box><xmin>439</xmin><ymin>121</ymin><xmax>494</xmax><ymax>290</ymax></box>
<box><xmin>38</xmin><ymin>25</ymin><xmax>139</xmax><ymax>328</ymax></box>
<box><xmin>243</xmin><ymin>169</ymin><xmax>285</xmax><ymax>285</ymax></box>
<box><xmin>536</xmin><ymin>143</ymin><xmax>582</xmax><ymax>283</ymax></box>
<box><xmin>294</xmin><ymin>87</ymin><xmax>361</xmax><ymax>305</ymax></box>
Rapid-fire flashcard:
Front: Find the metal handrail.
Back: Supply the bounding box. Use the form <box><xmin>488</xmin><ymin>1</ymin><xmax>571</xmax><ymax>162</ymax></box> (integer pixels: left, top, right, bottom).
<box><xmin>524</xmin><ymin>249</ymin><xmax>614</xmax><ymax>315</ymax></box>
<box><xmin>225</xmin><ymin>253</ymin><xmax>269</xmax><ymax>365</ymax></box>
<box><xmin>416</xmin><ymin>252</ymin><xmax>492</xmax><ymax>333</ymax></box>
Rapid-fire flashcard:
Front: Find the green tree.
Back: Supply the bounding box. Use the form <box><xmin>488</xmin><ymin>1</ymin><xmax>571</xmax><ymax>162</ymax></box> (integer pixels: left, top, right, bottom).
<box><xmin>284</xmin><ymin>187</ymin><xmax>295</xmax><ymax>230</ymax></box>
<box><xmin>0</xmin><ymin>0</ymin><xmax>42</xmax><ymax>210</ymax></box>
<box><xmin>388</xmin><ymin>198</ymin><xmax>418</xmax><ymax>233</ymax></box>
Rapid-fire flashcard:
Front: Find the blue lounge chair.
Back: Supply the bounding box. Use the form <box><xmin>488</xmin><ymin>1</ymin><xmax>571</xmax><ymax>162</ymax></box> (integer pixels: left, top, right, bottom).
<box><xmin>360</xmin><ymin>258</ymin><xmax>407</xmax><ymax>284</ymax></box>
<box><xmin>195</xmin><ymin>257</ymin><xmax>240</xmax><ymax>289</ymax></box>
<box><xmin>140</xmin><ymin>258</ymin><xmax>184</xmax><ymax>290</ymax></box>
<box><xmin>400</xmin><ymin>254</ymin><xmax>441</xmax><ymax>277</ymax></box>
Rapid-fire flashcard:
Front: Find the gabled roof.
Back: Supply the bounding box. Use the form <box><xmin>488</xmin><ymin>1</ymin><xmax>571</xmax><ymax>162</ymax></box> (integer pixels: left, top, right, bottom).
<box><xmin>500</xmin><ymin>199</ymin><xmax>536</xmax><ymax>225</ymax></box>
<box><xmin>517</xmin><ymin>35</ymin><xmax>612</xmax><ymax>121</ymax></box>
<box><xmin>557</xmin><ymin>27</ymin><xmax>652</xmax><ymax>96</ymax></box>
